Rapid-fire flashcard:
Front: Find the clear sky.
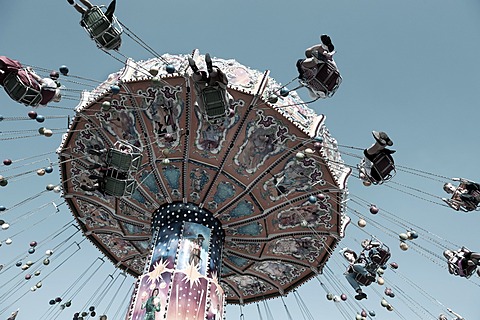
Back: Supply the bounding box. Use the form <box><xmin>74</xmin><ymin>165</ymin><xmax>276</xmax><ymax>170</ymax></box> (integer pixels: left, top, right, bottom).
<box><xmin>1</xmin><ymin>0</ymin><xmax>480</xmax><ymax>319</ymax></box>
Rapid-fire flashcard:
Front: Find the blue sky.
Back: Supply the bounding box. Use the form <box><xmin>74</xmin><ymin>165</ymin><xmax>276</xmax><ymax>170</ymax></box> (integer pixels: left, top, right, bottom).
<box><xmin>1</xmin><ymin>0</ymin><xmax>480</xmax><ymax>319</ymax></box>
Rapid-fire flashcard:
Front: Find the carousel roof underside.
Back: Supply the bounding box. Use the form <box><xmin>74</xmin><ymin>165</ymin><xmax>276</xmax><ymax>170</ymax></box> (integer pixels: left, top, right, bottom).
<box><xmin>58</xmin><ymin>51</ymin><xmax>351</xmax><ymax>304</ymax></box>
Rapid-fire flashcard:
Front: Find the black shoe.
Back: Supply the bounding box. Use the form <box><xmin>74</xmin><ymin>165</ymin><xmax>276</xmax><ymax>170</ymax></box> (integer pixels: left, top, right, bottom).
<box><xmin>67</xmin><ymin>0</ymin><xmax>75</xmax><ymax>4</ymax></box>
<box><xmin>188</xmin><ymin>57</ymin><xmax>199</xmax><ymax>73</ymax></box>
<box><xmin>355</xmin><ymin>292</ymin><xmax>367</xmax><ymax>300</ymax></box>
<box><xmin>382</xmin><ymin>148</ymin><xmax>396</xmax><ymax>155</ymax></box>
<box><xmin>320</xmin><ymin>35</ymin><xmax>335</xmax><ymax>53</ymax></box>
<box><xmin>89</xmin><ymin>174</ymin><xmax>104</xmax><ymax>181</ymax></box>
<box><xmin>205</xmin><ymin>53</ymin><xmax>213</xmax><ymax>73</ymax></box>
<box><xmin>88</xmin><ymin>163</ymin><xmax>102</xmax><ymax>170</ymax></box>
<box><xmin>320</xmin><ymin>34</ymin><xmax>332</xmax><ymax>47</ymax></box>
<box><xmin>88</xmin><ymin>149</ymin><xmax>107</xmax><ymax>156</ymax></box>
<box><xmin>80</xmin><ymin>185</ymin><xmax>96</xmax><ymax>192</ymax></box>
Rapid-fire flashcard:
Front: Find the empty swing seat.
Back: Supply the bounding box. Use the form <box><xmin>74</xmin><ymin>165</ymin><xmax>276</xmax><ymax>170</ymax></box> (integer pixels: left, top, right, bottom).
<box><xmin>106</xmin><ymin>149</ymin><xmax>142</xmax><ymax>172</ymax></box>
<box><xmin>104</xmin><ymin>177</ymin><xmax>137</xmax><ymax>197</ymax></box>
<box><xmin>201</xmin><ymin>86</ymin><xmax>227</xmax><ymax>124</ymax></box>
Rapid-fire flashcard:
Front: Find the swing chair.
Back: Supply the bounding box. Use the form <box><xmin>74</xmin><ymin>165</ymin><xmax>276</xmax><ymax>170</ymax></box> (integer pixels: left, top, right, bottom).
<box><xmin>442</xmin><ymin>180</ymin><xmax>480</xmax><ymax>212</ymax></box>
<box><xmin>103</xmin><ymin>176</ymin><xmax>137</xmax><ymax>197</ymax></box>
<box><xmin>358</xmin><ymin>151</ymin><xmax>396</xmax><ymax>185</ymax></box>
<box><xmin>200</xmin><ymin>85</ymin><xmax>229</xmax><ymax>125</ymax></box>
<box><xmin>2</xmin><ymin>70</ymin><xmax>42</xmax><ymax>107</ymax></box>
<box><xmin>297</xmin><ymin>56</ymin><xmax>342</xmax><ymax>99</ymax></box>
<box><xmin>102</xmin><ymin>141</ymin><xmax>142</xmax><ymax>197</ymax></box>
<box><xmin>354</xmin><ymin>242</ymin><xmax>391</xmax><ymax>286</ymax></box>
<box><xmin>447</xmin><ymin>248</ymin><xmax>478</xmax><ymax>278</ymax></box>
<box><xmin>81</xmin><ymin>5</ymin><xmax>122</xmax><ymax>50</ymax></box>
<box><xmin>105</xmin><ymin>141</ymin><xmax>142</xmax><ymax>172</ymax></box>
<box><xmin>365</xmin><ymin>243</ymin><xmax>391</xmax><ymax>271</ymax></box>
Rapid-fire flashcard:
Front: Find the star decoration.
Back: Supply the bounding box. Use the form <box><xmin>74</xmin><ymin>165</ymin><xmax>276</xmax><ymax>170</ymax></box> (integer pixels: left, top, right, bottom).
<box><xmin>181</xmin><ymin>261</ymin><xmax>204</xmax><ymax>288</ymax></box>
<box><xmin>147</xmin><ymin>259</ymin><xmax>171</xmax><ymax>284</ymax></box>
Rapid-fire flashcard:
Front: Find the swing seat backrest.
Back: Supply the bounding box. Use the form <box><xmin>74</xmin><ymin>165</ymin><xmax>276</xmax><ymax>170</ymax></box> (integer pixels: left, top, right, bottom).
<box><xmin>106</xmin><ymin>149</ymin><xmax>142</xmax><ymax>172</ymax></box>
<box><xmin>369</xmin><ymin>152</ymin><xmax>395</xmax><ymax>184</ymax></box>
<box><xmin>3</xmin><ymin>72</ymin><xmax>42</xmax><ymax>106</ymax></box>
<box><xmin>368</xmin><ymin>246</ymin><xmax>391</xmax><ymax>267</ymax></box>
<box><xmin>450</xmin><ymin>256</ymin><xmax>477</xmax><ymax>278</ymax></box>
<box><xmin>464</xmin><ymin>189</ymin><xmax>480</xmax><ymax>211</ymax></box>
<box><xmin>376</xmin><ymin>246</ymin><xmax>391</xmax><ymax>265</ymax></box>
<box><xmin>81</xmin><ymin>6</ymin><xmax>122</xmax><ymax>50</ymax></box>
<box><xmin>301</xmin><ymin>61</ymin><xmax>342</xmax><ymax>98</ymax></box>
<box><xmin>201</xmin><ymin>86</ymin><xmax>227</xmax><ymax>124</ymax></box>
<box><xmin>314</xmin><ymin>62</ymin><xmax>341</xmax><ymax>92</ymax></box>
<box><xmin>104</xmin><ymin>177</ymin><xmax>137</xmax><ymax>197</ymax></box>
<box><xmin>354</xmin><ymin>273</ymin><xmax>374</xmax><ymax>286</ymax></box>
<box><xmin>450</xmin><ymin>183</ymin><xmax>480</xmax><ymax>212</ymax></box>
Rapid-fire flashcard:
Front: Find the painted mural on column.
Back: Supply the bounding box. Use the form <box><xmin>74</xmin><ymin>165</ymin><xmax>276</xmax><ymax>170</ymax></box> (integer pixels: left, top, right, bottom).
<box><xmin>129</xmin><ymin>220</ymin><xmax>182</xmax><ymax>319</ymax></box>
<box><xmin>166</xmin><ymin>222</ymin><xmax>211</xmax><ymax>319</ymax></box>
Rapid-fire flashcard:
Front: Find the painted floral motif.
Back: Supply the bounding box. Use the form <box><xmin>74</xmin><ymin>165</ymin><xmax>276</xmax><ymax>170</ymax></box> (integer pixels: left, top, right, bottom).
<box><xmin>208</xmin><ymin>181</ymin><xmax>235</xmax><ymax>210</ymax></box>
<box><xmin>227</xmin><ymin>275</ymin><xmax>272</xmax><ymax>296</ymax></box>
<box><xmin>190</xmin><ymin>168</ymin><xmax>210</xmax><ymax>194</ymax></box>
<box><xmin>221</xmin><ymin>284</ymin><xmax>236</xmax><ymax>298</ymax></box>
<box><xmin>162</xmin><ymin>165</ymin><xmax>181</xmax><ymax>199</ymax></box>
<box><xmin>262</xmin><ymin>156</ymin><xmax>325</xmax><ymax>201</ymax></box>
<box><xmin>269</xmin><ymin>236</ymin><xmax>327</xmax><ymax>263</ymax></box>
<box><xmin>97</xmin><ymin>234</ymin><xmax>138</xmax><ymax>259</ymax></box>
<box><xmin>76</xmin><ymin>200</ymin><xmax>119</xmax><ymax>229</ymax></box>
<box><xmin>253</xmin><ymin>261</ymin><xmax>305</xmax><ymax>285</ymax></box>
<box><xmin>275</xmin><ymin>202</ymin><xmax>333</xmax><ymax>230</ymax></box>
<box><xmin>141</xmin><ymin>85</ymin><xmax>184</xmax><ymax>148</ymax></box>
<box><xmin>227</xmin><ymin>222</ymin><xmax>263</xmax><ymax>236</ymax></box>
<box><xmin>225</xmin><ymin>241</ymin><xmax>261</xmax><ymax>255</ymax></box>
<box><xmin>193</xmin><ymin>99</ymin><xmax>243</xmax><ymax>157</ymax></box>
<box><xmin>225</xmin><ymin>254</ymin><xmax>250</xmax><ymax>268</ymax></box>
<box><xmin>124</xmin><ymin>257</ymin><xmax>145</xmax><ymax>274</ymax></box>
<box><xmin>97</xmin><ymin>97</ymin><xmax>142</xmax><ymax>148</ymax></box>
<box><xmin>220</xmin><ymin>200</ymin><xmax>255</xmax><ymax>221</ymax></box>
<box><xmin>234</xmin><ymin>110</ymin><xmax>294</xmax><ymax>175</ymax></box>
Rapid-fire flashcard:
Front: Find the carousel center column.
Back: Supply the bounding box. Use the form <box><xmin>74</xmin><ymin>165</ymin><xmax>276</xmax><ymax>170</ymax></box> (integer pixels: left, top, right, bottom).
<box><xmin>126</xmin><ymin>202</ymin><xmax>226</xmax><ymax>320</ymax></box>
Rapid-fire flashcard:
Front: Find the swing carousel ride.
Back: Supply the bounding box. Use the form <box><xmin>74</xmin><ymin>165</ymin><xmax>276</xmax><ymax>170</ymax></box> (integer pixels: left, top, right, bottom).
<box><xmin>0</xmin><ymin>1</ymin><xmax>479</xmax><ymax>320</ymax></box>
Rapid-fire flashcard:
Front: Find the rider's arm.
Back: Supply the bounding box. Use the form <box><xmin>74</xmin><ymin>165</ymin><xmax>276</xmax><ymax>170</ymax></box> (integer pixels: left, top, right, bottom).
<box><xmin>26</xmin><ymin>68</ymin><xmax>43</xmax><ymax>83</ymax></box>
<box><xmin>305</xmin><ymin>45</ymin><xmax>323</xmax><ymax>58</ymax></box>
<box><xmin>369</xmin><ymin>240</ymin><xmax>381</xmax><ymax>247</ymax></box>
<box><xmin>447</xmin><ymin>308</ymin><xmax>465</xmax><ymax>320</ymax></box>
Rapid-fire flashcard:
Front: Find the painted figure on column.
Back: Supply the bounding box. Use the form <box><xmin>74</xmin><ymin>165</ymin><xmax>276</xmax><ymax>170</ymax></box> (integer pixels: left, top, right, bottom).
<box><xmin>190</xmin><ymin>234</ymin><xmax>206</xmax><ymax>267</ymax></box>
<box><xmin>140</xmin><ymin>287</ymin><xmax>161</xmax><ymax>320</ymax></box>
<box><xmin>207</xmin><ymin>303</ymin><xmax>221</xmax><ymax>320</ymax></box>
